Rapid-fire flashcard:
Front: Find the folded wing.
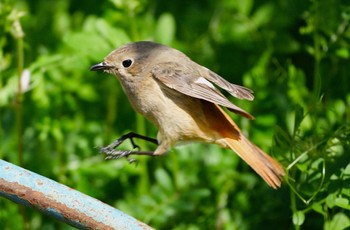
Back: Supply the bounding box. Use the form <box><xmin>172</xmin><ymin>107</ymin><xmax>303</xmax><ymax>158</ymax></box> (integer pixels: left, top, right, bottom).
<box><xmin>152</xmin><ymin>62</ymin><xmax>254</xmax><ymax>119</ymax></box>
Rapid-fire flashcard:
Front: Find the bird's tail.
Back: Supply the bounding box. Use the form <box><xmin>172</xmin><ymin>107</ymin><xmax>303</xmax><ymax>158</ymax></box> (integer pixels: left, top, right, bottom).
<box><xmin>202</xmin><ymin>102</ymin><xmax>285</xmax><ymax>189</ymax></box>
<box><xmin>223</xmin><ymin>136</ymin><xmax>284</xmax><ymax>189</ymax></box>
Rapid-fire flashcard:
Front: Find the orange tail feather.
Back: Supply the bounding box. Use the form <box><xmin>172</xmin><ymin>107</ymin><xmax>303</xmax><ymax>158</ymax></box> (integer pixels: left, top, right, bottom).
<box><xmin>223</xmin><ymin>136</ymin><xmax>284</xmax><ymax>189</ymax></box>
<box><xmin>202</xmin><ymin>102</ymin><xmax>285</xmax><ymax>189</ymax></box>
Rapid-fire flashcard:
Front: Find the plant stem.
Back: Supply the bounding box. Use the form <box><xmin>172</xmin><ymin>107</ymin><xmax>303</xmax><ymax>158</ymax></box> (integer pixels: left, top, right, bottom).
<box><xmin>290</xmin><ymin>186</ymin><xmax>300</xmax><ymax>230</ymax></box>
<box><xmin>136</xmin><ymin>113</ymin><xmax>150</xmax><ymax>193</ymax></box>
<box><xmin>313</xmin><ymin>32</ymin><xmax>322</xmax><ymax>101</ymax></box>
<box><xmin>12</xmin><ymin>16</ymin><xmax>28</xmax><ymax>230</ymax></box>
<box><xmin>15</xmin><ymin>28</ymin><xmax>24</xmax><ymax>166</ymax></box>
<box><xmin>312</xmin><ymin>0</ymin><xmax>322</xmax><ymax>101</ymax></box>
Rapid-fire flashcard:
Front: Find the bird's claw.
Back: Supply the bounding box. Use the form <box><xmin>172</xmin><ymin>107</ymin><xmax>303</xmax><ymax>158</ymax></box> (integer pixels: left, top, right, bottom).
<box><xmin>99</xmin><ymin>147</ymin><xmax>138</xmax><ymax>164</ymax></box>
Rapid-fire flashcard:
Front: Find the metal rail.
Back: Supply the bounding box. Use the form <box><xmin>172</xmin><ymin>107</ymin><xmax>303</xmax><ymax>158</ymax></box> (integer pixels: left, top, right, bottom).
<box><xmin>0</xmin><ymin>159</ymin><xmax>153</xmax><ymax>229</ymax></box>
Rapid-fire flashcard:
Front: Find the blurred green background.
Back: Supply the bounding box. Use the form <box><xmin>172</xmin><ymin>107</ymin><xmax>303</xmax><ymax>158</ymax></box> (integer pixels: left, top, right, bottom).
<box><xmin>1</xmin><ymin>0</ymin><xmax>349</xmax><ymax>229</ymax></box>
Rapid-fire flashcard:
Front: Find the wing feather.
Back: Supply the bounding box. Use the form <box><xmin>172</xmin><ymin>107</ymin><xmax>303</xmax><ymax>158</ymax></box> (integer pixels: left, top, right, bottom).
<box><xmin>204</xmin><ymin>68</ymin><xmax>254</xmax><ymax>101</ymax></box>
<box><xmin>152</xmin><ymin>62</ymin><xmax>254</xmax><ymax>119</ymax></box>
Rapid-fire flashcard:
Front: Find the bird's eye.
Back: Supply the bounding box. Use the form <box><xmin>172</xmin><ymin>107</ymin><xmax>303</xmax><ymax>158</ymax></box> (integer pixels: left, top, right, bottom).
<box><xmin>122</xmin><ymin>59</ymin><xmax>133</xmax><ymax>68</ymax></box>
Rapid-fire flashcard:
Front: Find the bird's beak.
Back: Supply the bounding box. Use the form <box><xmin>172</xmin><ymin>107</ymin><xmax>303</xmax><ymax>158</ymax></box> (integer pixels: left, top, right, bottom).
<box><xmin>90</xmin><ymin>62</ymin><xmax>113</xmax><ymax>71</ymax></box>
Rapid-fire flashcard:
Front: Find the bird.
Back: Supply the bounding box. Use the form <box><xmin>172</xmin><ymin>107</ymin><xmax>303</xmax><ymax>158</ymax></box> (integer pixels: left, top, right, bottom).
<box><xmin>90</xmin><ymin>41</ymin><xmax>284</xmax><ymax>189</ymax></box>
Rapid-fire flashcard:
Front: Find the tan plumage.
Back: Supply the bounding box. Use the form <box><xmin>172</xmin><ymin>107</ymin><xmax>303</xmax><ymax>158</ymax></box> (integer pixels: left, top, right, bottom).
<box><xmin>90</xmin><ymin>41</ymin><xmax>284</xmax><ymax>188</ymax></box>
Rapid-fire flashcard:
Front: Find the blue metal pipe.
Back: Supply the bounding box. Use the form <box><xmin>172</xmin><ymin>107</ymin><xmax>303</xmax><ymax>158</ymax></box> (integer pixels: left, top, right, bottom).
<box><xmin>0</xmin><ymin>159</ymin><xmax>153</xmax><ymax>229</ymax></box>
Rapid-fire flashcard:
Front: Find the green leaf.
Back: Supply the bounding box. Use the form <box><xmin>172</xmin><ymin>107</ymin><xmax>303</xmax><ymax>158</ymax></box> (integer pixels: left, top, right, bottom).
<box><xmin>93</xmin><ymin>18</ymin><xmax>130</xmax><ymax>47</ymax></box>
<box><xmin>292</xmin><ymin>211</ymin><xmax>305</xmax><ymax>226</ymax></box>
<box><xmin>312</xmin><ymin>202</ymin><xmax>324</xmax><ymax>215</ymax></box>
<box><xmin>155</xmin><ymin>168</ymin><xmax>174</xmax><ymax>193</ymax></box>
<box><xmin>326</xmin><ymin>193</ymin><xmax>337</xmax><ymax>208</ymax></box>
<box><xmin>335</xmin><ymin>48</ymin><xmax>349</xmax><ymax>59</ymax></box>
<box><xmin>155</xmin><ymin>13</ymin><xmax>176</xmax><ymax>45</ymax></box>
<box><xmin>64</xmin><ymin>31</ymin><xmax>110</xmax><ymax>60</ymax></box>
<box><xmin>186</xmin><ymin>188</ymin><xmax>211</xmax><ymax>198</ymax></box>
<box><xmin>325</xmin><ymin>213</ymin><xmax>350</xmax><ymax>230</ymax></box>
<box><xmin>274</xmin><ymin>126</ymin><xmax>292</xmax><ymax>147</ymax></box>
<box><xmin>342</xmin><ymin>164</ymin><xmax>350</xmax><ymax>198</ymax></box>
<box><xmin>343</xmin><ymin>163</ymin><xmax>350</xmax><ymax>174</ymax></box>
<box><xmin>335</xmin><ymin>197</ymin><xmax>350</xmax><ymax>210</ymax></box>
<box><xmin>251</xmin><ymin>3</ymin><xmax>273</xmax><ymax>27</ymax></box>
<box><xmin>236</xmin><ymin>0</ymin><xmax>253</xmax><ymax>15</ymax></box>
<box><xmin>294</xmin><ymin>105</ymin><xmax>305</xmax><ymax>135</ymax></box>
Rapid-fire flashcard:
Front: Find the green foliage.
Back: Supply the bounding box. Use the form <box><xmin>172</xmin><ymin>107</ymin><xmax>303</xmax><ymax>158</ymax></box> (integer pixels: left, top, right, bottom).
<box><xmin>1</xmin><ymin>0</ymin><xmax>350</xmax><ymax>229</ymax></box>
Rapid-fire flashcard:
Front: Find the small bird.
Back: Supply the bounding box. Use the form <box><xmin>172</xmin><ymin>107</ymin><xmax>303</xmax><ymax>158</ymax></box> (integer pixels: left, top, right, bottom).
<box><xmin>90</xmin><ymin>41</ymin><xmax>284</xmax><ymax>189</ymax></box>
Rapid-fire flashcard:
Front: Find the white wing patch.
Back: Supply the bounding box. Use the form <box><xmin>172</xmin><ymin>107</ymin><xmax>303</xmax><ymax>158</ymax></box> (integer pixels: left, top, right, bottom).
<box><xmin>194</xmin><ymin>77</ymin><xmax>215</xmax><ymax>89</ymax></box>
<box><xmin>152</xmin><ymin>62</ymin><xmax>255</xmax><ymax>119</ymax></box>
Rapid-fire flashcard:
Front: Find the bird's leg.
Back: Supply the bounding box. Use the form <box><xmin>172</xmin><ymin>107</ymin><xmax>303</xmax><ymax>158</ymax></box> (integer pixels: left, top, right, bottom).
<box><xmin>98</xmin><ymin>132</ymin><xmax>158</xmax><ymax>163</ymax></box>
<box><xmin>103</xmin><ymin>150</ymin><xmax>157</xmax><ymax>163</ymax></box>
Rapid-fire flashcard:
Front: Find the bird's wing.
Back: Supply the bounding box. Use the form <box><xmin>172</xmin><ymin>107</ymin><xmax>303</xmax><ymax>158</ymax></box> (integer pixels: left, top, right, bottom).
<box><xmin>152</xmin><ymin>62</ymin><xmax>254</xmax><ymax>119</ymax></box>
<box><xmin>201</xmin><ymin>67</ymin><xmax>254</xmax><ymax>101</ymax></box>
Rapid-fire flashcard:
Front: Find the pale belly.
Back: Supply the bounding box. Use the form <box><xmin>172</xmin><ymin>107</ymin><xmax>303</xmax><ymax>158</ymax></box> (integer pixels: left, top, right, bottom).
<box><xmin>120</xmin><ymin>77</ymin><xmax>217</xmax><ymax>145</ymax></box>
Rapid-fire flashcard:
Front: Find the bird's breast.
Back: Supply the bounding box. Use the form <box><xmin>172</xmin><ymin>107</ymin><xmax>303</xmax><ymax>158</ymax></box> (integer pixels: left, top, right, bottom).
<box><xmin>118</xmin><ymin>75</ymin><xmax>217</xmax><ymax>143</ymax></box>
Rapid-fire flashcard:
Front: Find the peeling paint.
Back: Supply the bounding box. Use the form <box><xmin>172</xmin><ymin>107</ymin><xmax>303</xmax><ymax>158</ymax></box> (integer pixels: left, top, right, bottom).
<box><xmin>0</xmin><ymin>160</ymin><xmax>154</xmax><ymax>230</ymax></box>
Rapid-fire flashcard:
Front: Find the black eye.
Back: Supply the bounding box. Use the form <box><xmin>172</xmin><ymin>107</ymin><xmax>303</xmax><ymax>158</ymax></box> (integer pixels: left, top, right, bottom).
<box><xmin>122</xmin><ymin>59</ymin><xmax>133</xmax><ymax>68</ymax></box>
